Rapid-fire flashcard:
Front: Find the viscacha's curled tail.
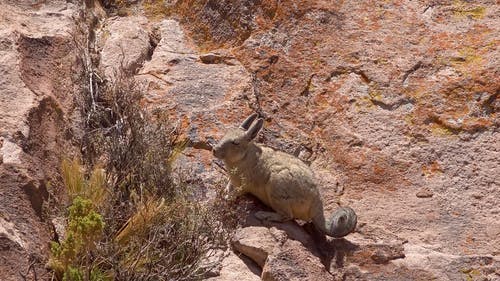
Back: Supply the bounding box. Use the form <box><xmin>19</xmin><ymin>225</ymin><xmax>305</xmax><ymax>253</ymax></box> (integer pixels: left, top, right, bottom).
<box><xmin>328</xmin><ymin>206</ymin><xmax>357</xmax><ymax>238</ymax></box>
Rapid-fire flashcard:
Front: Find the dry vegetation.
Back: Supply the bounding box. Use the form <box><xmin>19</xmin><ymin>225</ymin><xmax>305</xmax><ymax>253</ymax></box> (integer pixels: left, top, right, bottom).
<box><xmin>47</xmin><ymin>15</ymin><xmax>238</xmax><ymax>280</ymax></box>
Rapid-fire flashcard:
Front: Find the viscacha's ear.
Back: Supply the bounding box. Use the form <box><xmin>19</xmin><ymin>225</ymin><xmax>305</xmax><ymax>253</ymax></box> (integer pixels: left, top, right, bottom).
<box><xmin>245</xmin><ymin>118</ymin><xmax>263</xmax><ymax>140</ymax></box>
<box><xmin>239</xmin><ymin>113</ymin><xmax>258</xmax><ymax>130</ymax></box>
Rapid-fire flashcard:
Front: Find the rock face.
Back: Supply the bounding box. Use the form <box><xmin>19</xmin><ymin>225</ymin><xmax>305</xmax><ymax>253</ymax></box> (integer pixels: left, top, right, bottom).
<box><xmin>162</xmin><ymin>0</ymin><xmax>498</xmax><ymax>279</ymax></box>
<box><xmin>1</xmin><ymin>0</ymin><xmax>499</xmax><ymax>280</ymax></box>
<box><xmin>0</xmin><ymin>1</ymin><xmax>81</xmax><ymax>280</ymax></box>
<box><xmin>97</xmin><ymin>15</ymin><xmax>152</xmax><ymax>79</ymax></box>
<box><xmin>158</xmin><ymin>1</ymin><xmax>499</xmax><ymax>279</ymax></box>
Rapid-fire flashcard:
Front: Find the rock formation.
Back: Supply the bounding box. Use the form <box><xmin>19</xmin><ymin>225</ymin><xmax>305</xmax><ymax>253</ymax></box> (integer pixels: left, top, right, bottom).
<box><xmin>0</xmin><ymin>1</ymin><xmax>82</xmax><ymax>280</ymax></box>
<box><xmin>1</xmin><ymin>0</ymin><xmax>498</xmax><ymax>280</ymax></box>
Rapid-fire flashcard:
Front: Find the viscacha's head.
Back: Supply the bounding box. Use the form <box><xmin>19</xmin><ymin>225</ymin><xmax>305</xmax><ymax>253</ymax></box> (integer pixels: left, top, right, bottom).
<box><xmin>213</xmin><ymin>113</ymin><xmax>263</xmax><ymax>164</ymax></box>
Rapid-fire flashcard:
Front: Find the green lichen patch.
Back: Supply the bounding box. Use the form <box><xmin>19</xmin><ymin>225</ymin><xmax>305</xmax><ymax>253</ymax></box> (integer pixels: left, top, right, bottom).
<box><xmin>450</xmin><ymin>47</ymin><xmax>484</xmax><ymax>69</ymax></box>
<box><xmin>143</xmin><ymin>0</ymin><xmax>171</xmax><ymax>21</ymax></box>
<box><xmin>453</xmin><ymin>0</ymin><xmax>486</xmax><ymax>20</ymax></box>
<box><xmin>460</xmin><ymin>268</ymin><xmax>482</xmax><ymax>281</ymax></box>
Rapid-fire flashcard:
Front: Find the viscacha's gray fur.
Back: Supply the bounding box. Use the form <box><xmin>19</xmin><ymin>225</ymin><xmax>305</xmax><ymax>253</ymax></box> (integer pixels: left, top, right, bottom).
<box><xmin>213</xmin><ymin>113</ymin><xmax>357</xmax><ymax>238</ymax></box>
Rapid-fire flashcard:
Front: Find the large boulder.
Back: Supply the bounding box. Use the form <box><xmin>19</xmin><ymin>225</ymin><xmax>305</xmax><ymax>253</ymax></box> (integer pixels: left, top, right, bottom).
<box><xmin>206</xmin><ymin>250</ymin><xmax>261</xmax><ymax>281</ymax></box>
<box><xmin>231</xmin><ymin>226</ymin><xmax>287</xmax><ymax>267</ymax></box>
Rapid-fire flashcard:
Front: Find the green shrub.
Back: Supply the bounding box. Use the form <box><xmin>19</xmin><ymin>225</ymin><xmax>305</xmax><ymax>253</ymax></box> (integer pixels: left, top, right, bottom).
<box><xmin>61</xmin><ymin>266</ymin><xmax>109</xmax><ymax>281</ymax></box>
<box><xmin>63</xmin><ymin>267</ymin><xmax>83</xmax><ymax>281</ymax></box>
<box><xmin>67</xmin><ymin>197</ymin><xmax>105</xmax><ymax>249</ymax></box>
<box><xmin>49</xmin><ymin>196</ymin><xmax>105</xmax><ymax>279</ymax></box>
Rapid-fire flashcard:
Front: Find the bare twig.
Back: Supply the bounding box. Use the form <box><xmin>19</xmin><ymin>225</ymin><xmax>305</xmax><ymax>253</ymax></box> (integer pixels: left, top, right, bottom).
<box><xmin>19</xmin><ymin>255</ymin><xmax>38</xmax><ymax>281</ymax></box>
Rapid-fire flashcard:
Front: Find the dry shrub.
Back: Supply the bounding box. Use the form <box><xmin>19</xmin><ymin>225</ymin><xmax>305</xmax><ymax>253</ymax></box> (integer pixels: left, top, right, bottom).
<box><xmin>107</xmin><ymin>192</ymin><xmax>232</xmax><ymax>281</ymax></box>
<box><xmin>53</xmin><ymin>9</ymin><xmax>242</xmax><ymax>278</ymax></box>
<box><xmin>67</xmin><ymin>21</ymin><xmax>238</xmax><ymax>278</ymax></box>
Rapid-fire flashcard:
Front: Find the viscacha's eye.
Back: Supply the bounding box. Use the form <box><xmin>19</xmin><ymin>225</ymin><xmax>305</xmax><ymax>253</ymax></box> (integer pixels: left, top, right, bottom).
<box><xmin>232</xmin><ymin>140</ymin><xmax>240</xmax><ymax>145</ymax></box>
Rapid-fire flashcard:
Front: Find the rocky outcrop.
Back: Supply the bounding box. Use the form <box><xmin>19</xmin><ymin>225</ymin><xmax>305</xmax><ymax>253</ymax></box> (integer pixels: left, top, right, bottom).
<box><xmin>157</xmin><ymin>1</ymin><xmax>499</xmax><ymax>279</ymax></box>
<box><xmin>0</xmin><ymin>1</ymin><xmax>82</xmax><ymax>280</ymax></box>
<box><xmin>206</xmin><ymin>250</ymin><xmax>261</xmax><ymax>281</ymax></box>
<box><xmin>98</xmin><ymin>0</ymin><xmax>499</xmax><ymax>280</ymax></box>
<box><xmin>1</xmin><ymin>0</ymin><xmax>499</xmax><ymax>280</ymax></box>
